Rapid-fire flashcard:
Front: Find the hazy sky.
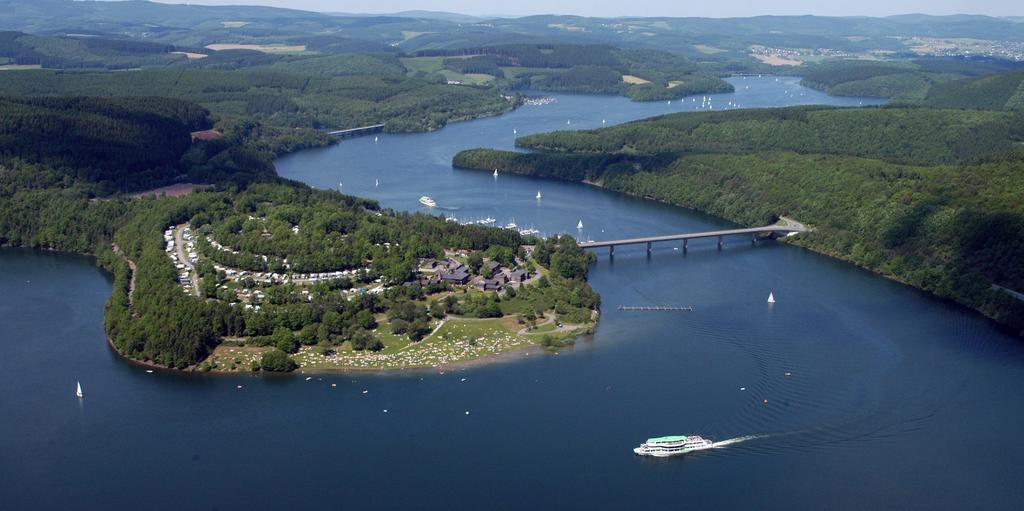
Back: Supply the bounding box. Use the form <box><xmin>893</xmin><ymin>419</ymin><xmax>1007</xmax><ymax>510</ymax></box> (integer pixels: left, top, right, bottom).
<box><xmin>148</xmin><ymin>0</ymin><xmax>1020</xmax><ymax>18</ymax></box>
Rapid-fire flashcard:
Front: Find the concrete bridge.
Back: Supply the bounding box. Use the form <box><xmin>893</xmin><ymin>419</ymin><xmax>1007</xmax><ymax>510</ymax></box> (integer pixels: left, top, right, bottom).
<box><xmin>328</xmin><ymin>124</ymin><xmax>385</xmax><ymax>138</ymax></box>
<box><xmin>579</xmin><ymin>218</ymin><xmax>806</xmax><ymax>256</ymax></box>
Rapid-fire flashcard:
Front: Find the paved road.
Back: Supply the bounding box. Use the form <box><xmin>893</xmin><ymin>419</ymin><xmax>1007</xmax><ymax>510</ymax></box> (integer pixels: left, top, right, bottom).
<box><xmin>111</xmin><ymin>243</ymin><xmax>137</xmax><ymax>316</ymax></box>
<box><xmin>174</xmin><ymin>225</ymin><xmax>200</xmax><ymax>296</ymax></box>
<box><xmin>579</xmin><ymin>216</ymin><xmax>807</xmax><ymax>249</ymax></box>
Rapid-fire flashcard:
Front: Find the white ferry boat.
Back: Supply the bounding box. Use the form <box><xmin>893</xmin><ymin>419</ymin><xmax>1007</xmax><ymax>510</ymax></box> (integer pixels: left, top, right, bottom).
<box><xmin>633</xmin><ymin>435</ymin><xmax>715</xmax><ymax>457</ymax></box>
<box><xmin>419</xmin><ymin>196</ymin><xmax>437</xmax><ymax>207</ymax></box>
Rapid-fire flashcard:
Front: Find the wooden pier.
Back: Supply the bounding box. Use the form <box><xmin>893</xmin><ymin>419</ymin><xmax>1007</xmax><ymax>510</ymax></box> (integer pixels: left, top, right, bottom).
<box><xmin>617</xmin><ymin>305</ymin><xmax>694</xmax><ymax>312</ymax></box>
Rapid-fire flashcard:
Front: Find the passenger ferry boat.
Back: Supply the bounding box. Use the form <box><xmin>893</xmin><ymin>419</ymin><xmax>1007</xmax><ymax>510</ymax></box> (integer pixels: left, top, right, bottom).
<box><xmin>633</xmin><ymin>435</ymin><xmax>715</xmax><ymax>457</ymax></box>
<box><xmin>419</xmin><ymin>196</ymin><xmax>437</xmax><ymax>207</ymax></box>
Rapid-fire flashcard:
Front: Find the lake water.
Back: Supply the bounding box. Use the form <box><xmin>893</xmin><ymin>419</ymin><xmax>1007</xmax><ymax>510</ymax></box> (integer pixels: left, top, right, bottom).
<box><xmin>3</xmin><ymin>77</ymin><xmax>1023</xmax><ymax>510</ymax></box>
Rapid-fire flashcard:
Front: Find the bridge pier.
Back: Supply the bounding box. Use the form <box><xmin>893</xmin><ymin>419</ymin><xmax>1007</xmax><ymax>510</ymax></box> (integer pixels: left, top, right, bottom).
<box><xmin>609</xmin><ymin>245</ymin><xmax>615</xmax><ymax>258</ymax></box>
<box><xmin>718</xmin><ymin>235</ymin><xmax>724</xmax><ymax>249</ymax></box>
<box><xmin>752</xmin><ymin>233</ymin><xmax>757</xmax><ymax>244</ymax></box>
<box><xmin>646</xmin><ymin>241</ymin><xmax>652</xmax><ymax>254</ymax></box>
<box><xmin>683</xmin><ymin>238</ymin><xmax>688</xmax><ymax>251</ymax></box>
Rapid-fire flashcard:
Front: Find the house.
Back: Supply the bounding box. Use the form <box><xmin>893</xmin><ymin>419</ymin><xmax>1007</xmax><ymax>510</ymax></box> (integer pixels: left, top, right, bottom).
<box><xmin>481</xmin><ymin>260</ymin><xmax>501</xmax><ymax>278</ymax></box>
<box><xmin>415</xmin><ymin>273</ymin><xmax>442</xmax><ymax>287</ymax></box>
<box><xmin>507</xmin><ymin>269</ymin><xmax>529</xmax><ymax>283</ymax></box>
<box><xmin>442</xmin><ymin>259</ymin><xmax>467</xmax><ymax>272</ymax></box>
<box><xmin>439</xmin><ymin>268</ymin><xmax>470</xmax><ymax>285</ymax></box>
<box><xmin>474</xmin><ymin>278</ymin><xmax>502</xmax><ymax>291</ymax></box>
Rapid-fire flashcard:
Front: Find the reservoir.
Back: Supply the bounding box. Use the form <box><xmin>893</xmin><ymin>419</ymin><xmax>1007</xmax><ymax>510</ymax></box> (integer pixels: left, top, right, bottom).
<box><xmin>3</xmin><ymin>78</ymin><xmax>1023</xmax><ymax>510</ymax></box>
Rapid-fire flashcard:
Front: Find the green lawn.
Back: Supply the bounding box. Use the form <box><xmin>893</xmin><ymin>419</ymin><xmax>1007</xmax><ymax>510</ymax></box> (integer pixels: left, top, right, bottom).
<box><xmin>401</xmin><ymin>57</ymin><xmax>495</xmax><ymax>85</ymax></box>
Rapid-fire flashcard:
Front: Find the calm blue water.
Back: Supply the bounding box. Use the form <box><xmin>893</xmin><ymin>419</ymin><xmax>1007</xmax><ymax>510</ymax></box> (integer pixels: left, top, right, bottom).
<box><xmin>3</xmin><ymin>78</ymin><xmax>1023</xmax><ymax>510</ymax></box>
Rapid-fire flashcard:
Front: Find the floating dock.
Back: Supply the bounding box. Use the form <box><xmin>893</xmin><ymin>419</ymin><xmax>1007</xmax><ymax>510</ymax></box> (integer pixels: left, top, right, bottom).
<box><xmin>617</xmin><ymin>305</ymin><xmax>694</xmax><ymax>312</ymax></box>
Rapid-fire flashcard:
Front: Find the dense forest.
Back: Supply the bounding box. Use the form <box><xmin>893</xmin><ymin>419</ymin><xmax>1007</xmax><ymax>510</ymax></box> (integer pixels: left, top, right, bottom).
<box><xmin>799</xmin><ymin>58</ymin><xmax>1024</xmax><ymax>101</ymax></box>
<box><xmin>0</xmin><ymin>66</ymin><xmax>516</xmax><ymax>134</ymax></box>
<box><xmin>0</xmin><ymin>96</ymin><xmax>210</xmax><ymax>191</ymax></box>
<box><xmin>513</xmin><ymin>105</ymin><xmax>1024</xmax><ymax>165</ymax></box>
<box><xmin>0</xmin><ymin>31</ymin><xmax>185</xmax><ymax>69</ymax></box>
<box><xmin>922</xmin><ymin>71</ymin><xmax>1024</xmax><ymax>110</ymax></box>
<box><xmin>454</xmin><ymin>102</ymin><xmax>1024</xmax><ymax>336</ymax></box>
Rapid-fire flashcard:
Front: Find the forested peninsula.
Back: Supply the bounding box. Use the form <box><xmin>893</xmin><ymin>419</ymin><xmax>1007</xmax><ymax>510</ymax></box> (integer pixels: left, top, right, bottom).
<box><xmin>454</xmin><ymin>101</ymin><xmax>1024</xmax><ymax>335</ymax></box>
<box><xmin>0</xmin><ymin>96</ymin><xmax>599</xmax><ymax>372</ymax></box>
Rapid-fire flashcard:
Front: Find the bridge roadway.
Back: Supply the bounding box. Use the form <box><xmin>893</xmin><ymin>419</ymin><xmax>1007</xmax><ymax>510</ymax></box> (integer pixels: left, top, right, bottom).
<box><xmin>328</xmin><ymin>124</ymin><xmax>386</xmax><ymax>138</ymax></box>
<box><xmin>578</xmin><ymin>218</ymin><xmax>806</xmax><ymax>255</ymax></box>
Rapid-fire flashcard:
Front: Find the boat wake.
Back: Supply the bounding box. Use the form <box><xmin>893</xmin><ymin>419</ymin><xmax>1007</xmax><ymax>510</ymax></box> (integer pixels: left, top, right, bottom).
<box><xmin>711</xmin><ymin>434</ymin><xmax>770</xmax><ymax>449</ymax></box>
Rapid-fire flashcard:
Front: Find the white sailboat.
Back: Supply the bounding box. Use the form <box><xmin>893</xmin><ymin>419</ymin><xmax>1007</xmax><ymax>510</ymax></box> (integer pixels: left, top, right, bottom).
<box><xmin>493</xmin><ymin>169</ymin><xmax>498</xmax><ymax>177</ymax></box>
<box><xmin>374</xmin><ymin>136</ymin><xmax>378</xmax><ymax>143</ymax></box>
<box><xmin>767</xmin><ymin>292</ymin><xmax>776</xmax><ymax>304</ymax></box>
<box><xmin>513</xmin><ymin>128</ymin><xmax>517</xmax><ymax>135</ymax></box>
<box><xmin>76</xmin><ymin>381</ymin><xmax>83</xmax><ymax>398</ymax></box>
<box><xmin>577</xmin><ymin>220</ymin><xmax>584</xmax><ymax>230</ymax></box>
<box><xmin>536</xmin><ymin>191</ymin><xmax>542</xmax><ymax>200</ymax></box>
<box><xmin>375</xmin><ymin>178</ymin><xmax>379</xmax><ymax>187</ymax></box>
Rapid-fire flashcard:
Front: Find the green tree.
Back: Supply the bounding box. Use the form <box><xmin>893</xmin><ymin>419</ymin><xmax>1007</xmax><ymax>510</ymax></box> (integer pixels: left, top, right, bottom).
<box><xmin>260</xmin><ymin>349</ymin><xmax>297</xmax><ymax>372</ymax></box>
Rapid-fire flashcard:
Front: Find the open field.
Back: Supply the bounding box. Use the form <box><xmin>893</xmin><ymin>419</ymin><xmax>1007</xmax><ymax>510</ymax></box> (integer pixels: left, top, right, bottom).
<box><xmin>694</xmin><ymin>44</ymin><xmax>727</xmax><ymax>54</ymax></box>
<box><xmin>205</xmin><ymin>43</ymin><xmax>307</xmax><ymax>54</ymax></box>
<box><xmin>401</xmin><ymin>31</ymin><xmax>432</xmax><ymax>41</ymax></box>
<box><xmin>622</xmin><ymin>74</ymin><xmax>651</xmax><ymax>84</ymax></box>
<box><xmin>400</xmin><ymin>56</ymin><xmax>495</xmax><ymax>84</ymax></box>
<box><xmin>130</xmin><ymin>183</ymin><xmax>211</xmax><ymax>199</ymax></box>
<box><xmin>171</xmin><ymin>51</ymin><xmax>207</xmax><ymax>60</ymax></box>
<box><xmin>205</xmin><ymin>312</ymin><xmax>590</xmax><ymax>372</ymax></box>
<box><xmin>752</xmin><ymin>54</ymin><xmax>803</xmax><ymax>66</ymax></box>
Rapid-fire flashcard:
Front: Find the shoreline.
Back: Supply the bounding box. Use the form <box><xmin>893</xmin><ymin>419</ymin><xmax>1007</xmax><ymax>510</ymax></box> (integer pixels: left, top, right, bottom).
<box><xmin>203</xmin><ymin>317</ymin><xmax>597</xmax><ymax>375</ymax></box>
<box><xmin>570</xmin><ymin>177</ymin><xmax>1021</xmax><ymax>336</ymax></box>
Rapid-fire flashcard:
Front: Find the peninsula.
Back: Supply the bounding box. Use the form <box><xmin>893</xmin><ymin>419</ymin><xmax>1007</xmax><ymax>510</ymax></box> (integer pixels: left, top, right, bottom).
<box><xmin>0</xmin><ymin>95</ymin><xmax>599</xmax><ymax>373</ymax></box>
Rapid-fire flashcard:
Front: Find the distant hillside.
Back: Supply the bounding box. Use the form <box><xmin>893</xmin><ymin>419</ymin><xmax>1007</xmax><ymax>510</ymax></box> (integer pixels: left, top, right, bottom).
<box><xmin>410</xmin><ymin>44</ymin><xmax>734</xmax><ymax>100</ymax></box>
<box><xmin>923</xmin><ymin>71</ymin><xmax>1024</xmax><ymax>110</ymax></box>
<box><xmin>800</xmin><ymin>58</ymin><xmax>1024</xmax><ymax>101</ymax></box>
<box><xmin>0</xmin><ymin>67</ymin><xmax>514</xmax><ymax>133</ymax></box>
<box><xmin>3</xmin><ymin>2</ymin><xmax>1024</xmax><ymax>69</ymax></box>
<box><xmin>514</xmin><ymin>105</ymin><xmax>1024</xmax><ymax>165</ymax></box>
<box><xmin>0</xmin><ymin>31</ymin><xmax>187</xmax><ymax>69</ymax></box>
